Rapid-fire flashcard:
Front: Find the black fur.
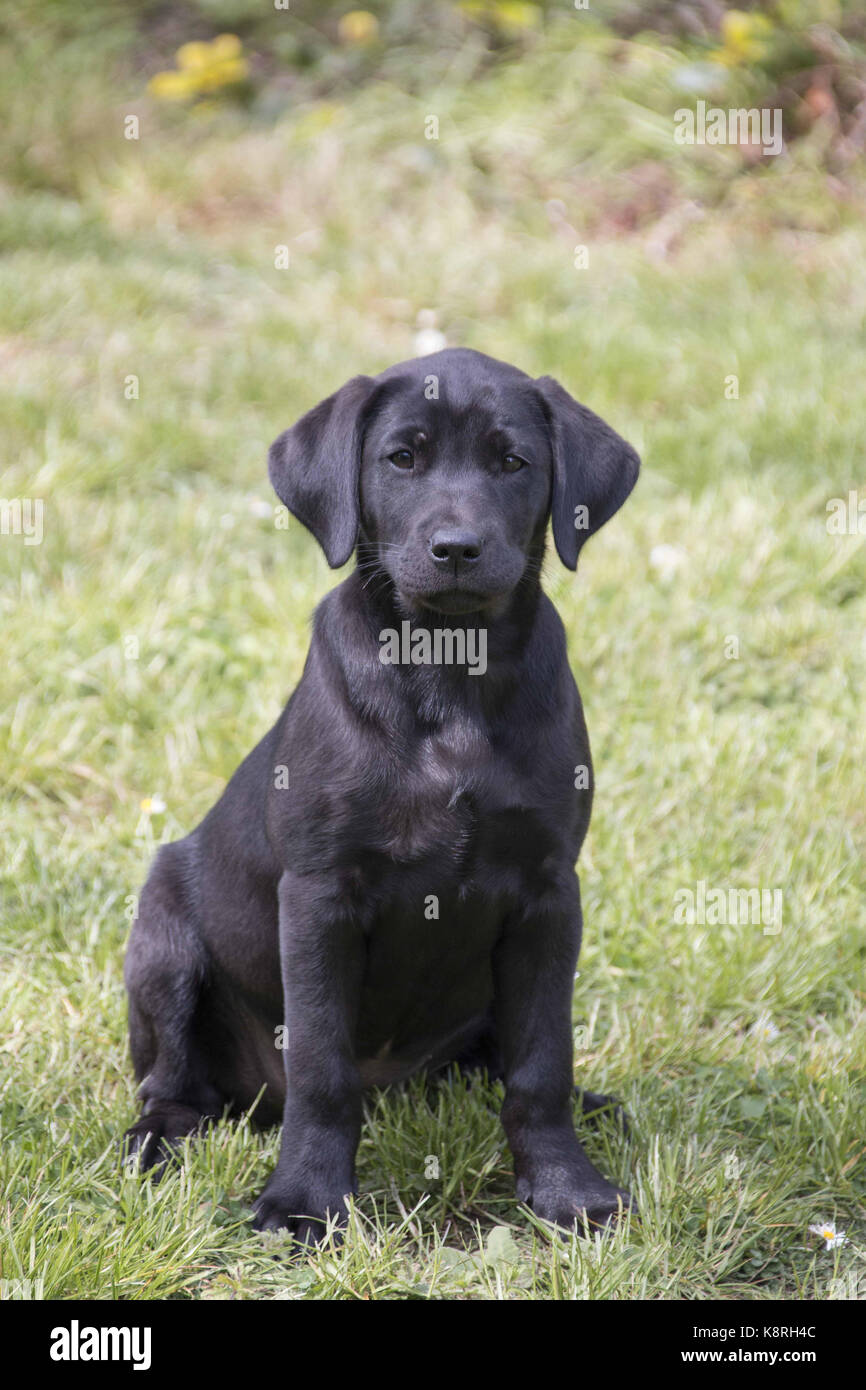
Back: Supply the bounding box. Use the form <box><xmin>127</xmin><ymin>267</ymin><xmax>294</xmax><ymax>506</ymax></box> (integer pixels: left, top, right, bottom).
<box><xmin>123</xmin><ymin>348</ymin><xmax>640</xmax><ymax>1242</ymax></box>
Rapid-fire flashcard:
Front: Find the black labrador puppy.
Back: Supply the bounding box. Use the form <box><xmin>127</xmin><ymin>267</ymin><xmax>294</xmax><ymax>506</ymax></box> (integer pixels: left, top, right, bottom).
<box><xmin>123</xmin><ymin>347</ymin><xmax>640</xmax><ymax>1241</ymax></box>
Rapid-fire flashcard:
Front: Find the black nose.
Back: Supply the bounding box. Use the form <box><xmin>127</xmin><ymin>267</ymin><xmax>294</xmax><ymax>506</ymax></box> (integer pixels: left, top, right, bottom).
<box><xmin>429</xmin><ymin>529</ymin><xmax>482</xmax><ymax>566</ymax></box>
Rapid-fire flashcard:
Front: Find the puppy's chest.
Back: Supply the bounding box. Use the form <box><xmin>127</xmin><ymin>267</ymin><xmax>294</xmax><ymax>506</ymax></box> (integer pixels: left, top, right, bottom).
<box><xmin>371</xmin><ymin>723</ymin><xmax>552</xmax><ymax>876</ymax></box>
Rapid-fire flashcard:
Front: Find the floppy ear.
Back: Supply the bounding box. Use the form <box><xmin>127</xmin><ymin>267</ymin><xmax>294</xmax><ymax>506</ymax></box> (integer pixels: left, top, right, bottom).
<box><xmin>268</xmin><ymin>374</ymin><xmax>377</xmax><ymax>568</ymax></box>
<box><xmin>535</xmin><ymin>375</ymin><xmax>640</xmax><ymax>571</ymax></box>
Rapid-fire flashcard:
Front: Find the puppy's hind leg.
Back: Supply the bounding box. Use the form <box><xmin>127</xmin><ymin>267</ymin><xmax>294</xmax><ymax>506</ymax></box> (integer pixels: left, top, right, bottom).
<box><xmin>575</xmin><ymin>1087</ymin><xmax>631</xmax><ymax>1136</ymax></box>
<box><xmin>449</xmin><ymin>1011</ymin><xmax>503</xmax><ymax>1083</ymax></box>
<box><xmin>122</xmin><ymin>841</ymin><xmax>223</xmax><ymax>1172</ymax></box>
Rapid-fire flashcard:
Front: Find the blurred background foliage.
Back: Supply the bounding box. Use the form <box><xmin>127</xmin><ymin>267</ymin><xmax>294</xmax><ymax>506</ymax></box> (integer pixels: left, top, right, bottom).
<box><xmin>2</xmin><ymin>1</ymin><xmax>866</xmax><ymax>194</ymax></box>
<box><xmin>1</xmin><ymin>0</ymin><xmax>864</xmax><ymax>503</ymax></box>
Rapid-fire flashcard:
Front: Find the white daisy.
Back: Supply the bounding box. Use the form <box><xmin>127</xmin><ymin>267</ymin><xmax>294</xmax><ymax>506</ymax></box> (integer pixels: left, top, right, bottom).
<box><xmin>413</xmin><ymin>309</ymin><xmax>447</xmax><ymax>356</ymax></box>
<box><xmin>809</xmin><ymin>1220</ymin><xmax>847</xmax><ymax>1250</ymax></box>
<box><xmin>750</xmin><ymin>1013</ymin><xmax>780</xmax><ymax>1041</ymax></box>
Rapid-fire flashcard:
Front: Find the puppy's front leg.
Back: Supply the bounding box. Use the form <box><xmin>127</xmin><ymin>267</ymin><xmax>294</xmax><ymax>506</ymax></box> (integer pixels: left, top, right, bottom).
<box><xmin>253</xmin><ymin>871</ymin><xmax>364</xmax><ymax>1244</ymax></box>
<box><xmin>494</xmin><ymin>874</ymin><xmax>633</xmax><ymax>1232</ymax></box>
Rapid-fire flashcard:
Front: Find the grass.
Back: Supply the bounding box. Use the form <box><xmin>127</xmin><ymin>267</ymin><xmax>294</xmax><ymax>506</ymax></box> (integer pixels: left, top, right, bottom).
<box><xmin>1</xmin><ymin>5</ymin><xmax>865</xmax><ymax>1300</ymax></box>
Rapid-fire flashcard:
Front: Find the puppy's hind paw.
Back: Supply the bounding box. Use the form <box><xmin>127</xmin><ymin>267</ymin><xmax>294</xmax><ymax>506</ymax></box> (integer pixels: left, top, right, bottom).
<box><xmin>575</xmin><ymin>1087</ymin><xmax>631</xmax><ymax>1136</ymax></box>
<box><xmin>121</xmin><ymin>1103</ymin><xmax>210</xmax><ymax>1175</ymax></box>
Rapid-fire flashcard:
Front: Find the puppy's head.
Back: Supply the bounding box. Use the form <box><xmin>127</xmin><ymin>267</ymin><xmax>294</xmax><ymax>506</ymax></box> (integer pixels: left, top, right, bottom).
<box><xmin>269</xmin><ymin>348</ymin><xmax>639</xmax><ymax>614</ymax></box>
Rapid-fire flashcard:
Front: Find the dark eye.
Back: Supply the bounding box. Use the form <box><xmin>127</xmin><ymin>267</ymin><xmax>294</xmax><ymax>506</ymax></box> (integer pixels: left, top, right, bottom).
<box><xmin>503</xmin><ymin>454</ymin><xmax>526</xmax><ymax>473</ymax></box>
<box><xmin>388</xmin><ymin>449</ymin><xmax>414</xmax><ymax>470</ymax></box>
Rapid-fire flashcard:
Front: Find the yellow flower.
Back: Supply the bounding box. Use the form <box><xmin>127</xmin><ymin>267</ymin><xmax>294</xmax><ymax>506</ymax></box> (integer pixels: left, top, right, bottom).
<box><xmin>459</xmin><ymin>0</ymin><xmax>540</xmax><ymax>32</ymax></box>
<box><xmin>210</xmin><ymin>34</ymin><xmax>243</xmax><ymax>60</ymax></box>
<box><xmin>176</xmin><ymin>41</ymin><xmax>212</xmax><ymax>71</ymax></box>
<box><xmin>147</xmin><ymin>69</ymin><xmax>199</xmax><ymax>100</ymax></box>
<box><xmin>149</xmin><ymin>34</ymin><xmax>248</xmax><ymax>101</ymax></box>
<box><xmin>711</xmin><ymin>9</ymin><xmax>773</xmax><ymax>68</ymax></box>
<box><xmin>338</xmin><ymin>10</ymin><xmax>380</xmax><ymax>45</ymax></box>
<box><xmin>493</xmin><ymin>1</ymin><xmax>541</xmax><ymax>33</ymax></box>
<box><xmin>197</xmin><ymin>57</ymin><xmax>249</xmax><ymax>92</ymax></box>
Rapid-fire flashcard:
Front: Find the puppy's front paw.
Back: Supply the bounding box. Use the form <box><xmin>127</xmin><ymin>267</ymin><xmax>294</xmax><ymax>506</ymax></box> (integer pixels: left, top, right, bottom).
<box><xmin>520</xmin><ymin>1173</ymin><xmax>635</xmax><ymax>1233</ymax></box>
<box><xmin>252</xmin><ymin>1175</ymin><xmax>352</xmax><ymax>1247</ymax></box>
